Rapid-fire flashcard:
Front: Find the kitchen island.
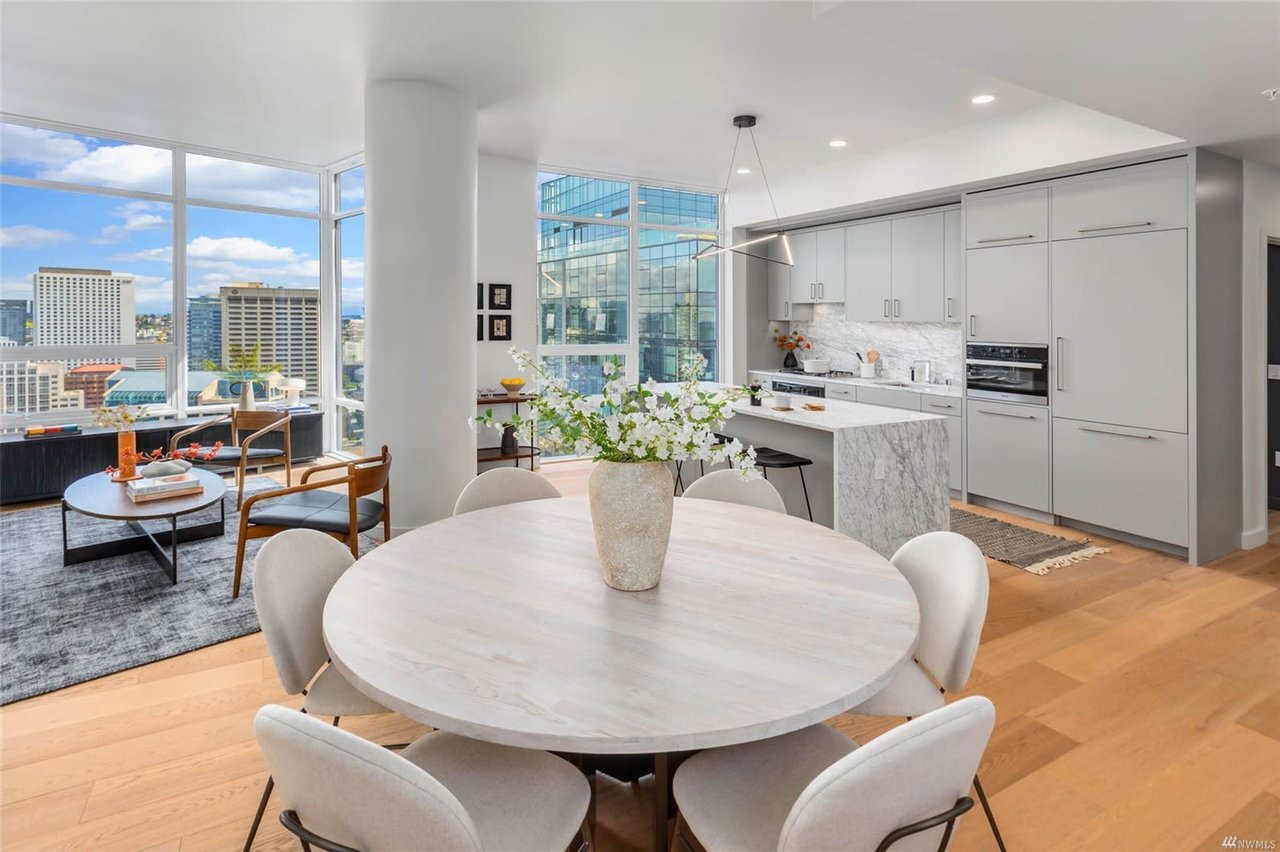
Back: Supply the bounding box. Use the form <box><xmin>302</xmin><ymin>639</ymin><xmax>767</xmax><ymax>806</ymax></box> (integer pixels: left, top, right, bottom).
<box><xmin>718</xmin><ymin>396</ymin><xmax>949</xmax><ymax>558</ymax></box>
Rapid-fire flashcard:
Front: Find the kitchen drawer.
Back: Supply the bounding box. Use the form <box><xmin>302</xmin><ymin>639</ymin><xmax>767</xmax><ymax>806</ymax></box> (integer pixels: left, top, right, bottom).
<box><xmin>921</xmin><ymin>396</ymin><xmax>961</xmax><ymax>415</ymax></box>
<box><xmin>1052</xmin><ymin>417</ymin><xmax>1188</xmax><ymax>546</ymax></box>
<box><xmin>965</xmin><ymin>186</ymin><xmax>1048</xmax><ymax>247</ymax></box>
<box><xmin>966</xmin><ymin>400</ymin><xmax>1049</xmax><ymax>512</ymax></box>
<box><xmin>856</xmin><ymin>385</ymin><xmax>922</xmax><ymax>411</ymax></box>
<box><xmin>1051</xmin><ymin>159</ymin><xmax>1188</xmax><ymax>240</ymax></box>
<box><xmin>825</xmin><ymin>384</ymin><xmax>857</xmax><ymax>401</ymax></box>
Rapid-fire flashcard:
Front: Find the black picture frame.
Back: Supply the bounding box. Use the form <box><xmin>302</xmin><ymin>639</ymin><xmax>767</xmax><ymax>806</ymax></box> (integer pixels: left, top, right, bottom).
<box><xmin>488</xmin><ymin>313</ymin><xmax>512</xmax><ymax>341</ymax></box>
<box><xmin>477</xmin><ymin>282</ymin><xmax>484</xmax><ymax>310</ymax></box>
<box><xmin>488</xmin><ymin>282</ymin><xmax>511</xmax><ymax>310</ymax></box>
<box><xmin>477</xmin><ymin>314</ymin><xmax>484</xmax><ymax>341</ymax></box>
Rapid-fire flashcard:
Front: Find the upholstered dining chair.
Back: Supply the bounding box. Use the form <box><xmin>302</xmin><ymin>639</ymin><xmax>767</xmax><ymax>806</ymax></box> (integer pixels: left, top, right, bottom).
<box><xmin>847</xmin><ymin>530</ymin><xmax>1006</xmax><ymax>851</ymax></box>
<box><xmin>254</xmin><ymin>704</ymin><xmax>591</xmax><ymax>852</ymax></box>
<box><xmin>171</xmin><ymin>409</ymin><xmax>292</xmax><ymax>509</ymax></box>
<box><xmin>244</xmin><ymin>530</ymin><xmax>393</xmax><ymax>852</ymax></box>
<box><xmin>671</xmin><ymin>696</ymin><xmax>996</xmax><ymax>852</ymax></box>
<box><xmin>453</xmin><ymin>467</ymin><xmax>561</xmax><ymax>516</ymax></box>
<box><xmin>232</xmin><ymin>446</ymin><xmax>391</xmax><ymax>599</ymax></box>
<box><xmin>681</xmin><ymin>469</ymin><xmax>787</xmax><ymax>514</ymax></box>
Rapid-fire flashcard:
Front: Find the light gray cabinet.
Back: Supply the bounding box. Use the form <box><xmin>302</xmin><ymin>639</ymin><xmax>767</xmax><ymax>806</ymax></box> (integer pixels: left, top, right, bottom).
<box><xmin>965</xmin><ymin>243</ymin><xmax>1049</xmax><ymax>344</ymax></box>
<box><xmin>1051</xmin><ymin>159</ymin><xmax>1188</xmax><ymax>241</ymax></box>
<box><xmin>814</xmin><ymin>228</ymin><xmax>845</xmax><ymax>303</ymax></box>
<box><xmin>789</xmin><ymin>231</ymin><xmax>817</xmax><ymax>303</ymax></box>
<box><xmin>943</xmin><ymin>209</ymin><xmax>961</xmax><ymax>323</ymax></box>
<box><xmin>891</xmin><ymin>212</ymin><xmax>944</xmax><ymax>322</ymax></box>
<box><xmin>844</xmin><ymin>220</ymin><xmax>893</xmax><ymax>321</ymax></box>
<box><xmin>767</xmin><ymin>238</ymin><xmax>812</xmax><ymax>322</ymax></box>
<box><xmin>966</xmin><ymin>400</ymin><xmax>1049</xmax><ymax>512</ymax></box>
<box><xmin>940</xmin><ymin>412</ymin><xmax>962</xmax><ymax>491</ymax></box>
<box><xmin>856</xmin><ymin>385</ymin><xmax>922</xmax><ymax>411</ymax></box>
<box><xmin>965</xmin><ymin>186</ymin><xmax>1049</xmax><ymax>248</ymax></box>
<box><xmin>1051</xmin><ymin>229</ymin><xmax>1188</xmax><ymax>433</ymax></box>
<box><xmin>1052</xmin><ymin>417</ymin><xmax>1188</xmax><ymax>546</ymax></box>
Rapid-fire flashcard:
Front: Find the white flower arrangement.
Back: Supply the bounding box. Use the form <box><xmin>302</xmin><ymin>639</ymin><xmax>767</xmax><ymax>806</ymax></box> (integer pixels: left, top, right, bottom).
<box><xmin>475</xmin><ymin>349</ymin><xmax>760</xmax><ymax>477</ymax></box>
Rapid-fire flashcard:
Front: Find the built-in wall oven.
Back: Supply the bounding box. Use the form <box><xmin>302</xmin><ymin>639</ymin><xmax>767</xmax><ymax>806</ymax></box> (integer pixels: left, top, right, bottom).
<box><xmin>965</xmin><ymin>344</ymin><xmax>1049</xmax><ymax>405</ymax></box>
<box><xmin>771</xmin><ymin>378</ymin><xmax>826</xmax><ymax>398</ymax></box>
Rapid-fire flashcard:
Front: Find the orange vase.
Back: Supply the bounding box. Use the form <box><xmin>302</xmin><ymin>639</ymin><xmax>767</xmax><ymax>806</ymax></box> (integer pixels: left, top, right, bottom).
<box><xmin>113</xmin><ymin>430</ymin><xmax>140</xmax><ymax>482</ymax></box>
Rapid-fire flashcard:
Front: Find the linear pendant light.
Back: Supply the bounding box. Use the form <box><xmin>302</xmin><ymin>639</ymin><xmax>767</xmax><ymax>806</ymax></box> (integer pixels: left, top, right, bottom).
<box><xmin>694</xmin><ymin>115</ymin><xmax>794</xmax><ymax>267</ymax></box>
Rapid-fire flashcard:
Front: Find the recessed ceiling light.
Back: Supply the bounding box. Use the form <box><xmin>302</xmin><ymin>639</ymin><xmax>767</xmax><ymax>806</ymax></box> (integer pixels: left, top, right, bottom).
<box><xmin>971</xmin><ymin>94</ymin><xmax>996</xmax><ymax>105</ymax></box>
<box><xmin>828</xmin><ymin>139</ymin><xmax>848</xmax><ymax>148</ymax></box>
<box><xmin>736</xmin><ymin>167</ymin><xmax>752</xmax><ymax>174</ymax></box>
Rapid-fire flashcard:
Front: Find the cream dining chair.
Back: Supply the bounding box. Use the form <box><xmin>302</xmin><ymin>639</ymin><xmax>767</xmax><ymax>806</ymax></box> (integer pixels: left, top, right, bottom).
<box><xmin>254</xmin><ymin>704</ymin><xmax>591</xmax><ymax>852</ymax></box>
<box><xmin>453</xmin><ymin>467</ymin><xmax>561</xmax><ymax>516</ymax></box>
<box><xmin>681</xmin><ymin>469</ymin><xmax>787</xmax><ymax>514</ymax></box>
<box><xmin>244</xmin><ymin>530</ymin><xmax>392</xmax><ymax>851</ymax></box>
<box><xmin>672</xmin><ymin>696</ymin><xmax>997</xmax><ymax>852</ymax></box>
<box><xmin>847</xmin><ymin>530</ymin><xmax>1006</xmax><ymax>851</ymax></box>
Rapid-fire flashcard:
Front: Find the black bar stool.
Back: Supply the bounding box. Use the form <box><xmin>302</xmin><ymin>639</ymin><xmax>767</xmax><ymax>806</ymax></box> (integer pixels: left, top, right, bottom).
<box><xmin>753</xmin><ymin>446</ymin><xmax>814</xmax><ymax>521</ymax></box>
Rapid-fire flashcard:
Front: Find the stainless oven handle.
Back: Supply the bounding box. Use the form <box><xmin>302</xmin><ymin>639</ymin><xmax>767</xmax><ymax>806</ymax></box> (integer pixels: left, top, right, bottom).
<box><xmin>965</xmin><ymin>359</ymin><xmax>1045</xmax><ymax>369</ymax></box>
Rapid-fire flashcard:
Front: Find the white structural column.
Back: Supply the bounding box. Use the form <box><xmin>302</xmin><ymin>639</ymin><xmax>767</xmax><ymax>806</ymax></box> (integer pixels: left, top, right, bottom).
<box><xmin>364</xmin><ymin>80</ymin><xmax>478</xmax><ymax>532</ymax></box>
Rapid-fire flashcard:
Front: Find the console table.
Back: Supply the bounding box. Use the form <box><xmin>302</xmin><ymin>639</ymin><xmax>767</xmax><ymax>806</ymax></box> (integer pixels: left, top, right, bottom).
<box><xmin>476</xmin><ymin>393</ymin><xmax>541</xmax><ymax>470</ymax></box>
<box><xmin>1</xmin><ymin>410</ymin><xmax>323</xmax><ymax>505</ymax></box>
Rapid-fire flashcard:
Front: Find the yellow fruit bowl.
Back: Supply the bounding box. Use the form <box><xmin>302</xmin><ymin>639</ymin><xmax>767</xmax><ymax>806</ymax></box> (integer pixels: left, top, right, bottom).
<box><xmin>500</xmin><ymin>378</ymin><xmax>526</xmax><ymax>396</ymax></box>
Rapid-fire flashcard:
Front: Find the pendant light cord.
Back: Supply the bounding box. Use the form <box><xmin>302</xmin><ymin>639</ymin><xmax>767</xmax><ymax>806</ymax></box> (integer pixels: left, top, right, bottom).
<box><xmin>747</xmin><ymin>127</ymin><xmax>785</xmax><ymax>231</ymax></box>
<box><xmin>721</xmin><ymin>128</ymin><xmax>743</xmax><ymax>201</ymax></box>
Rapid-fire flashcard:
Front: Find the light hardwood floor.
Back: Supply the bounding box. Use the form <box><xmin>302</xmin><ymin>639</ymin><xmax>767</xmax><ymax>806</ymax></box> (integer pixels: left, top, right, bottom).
<box><xmin>3</xmin><ymin>459</ymin><xmax>1279</xmax><ymax>851</ymax></box>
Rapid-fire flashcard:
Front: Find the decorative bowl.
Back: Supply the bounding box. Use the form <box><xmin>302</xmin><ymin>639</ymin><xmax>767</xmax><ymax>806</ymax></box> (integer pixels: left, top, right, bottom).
<box><xmin>500</xmin><ymin>378</ymin><xmax>526</xmax><ymax>396</ymax></box>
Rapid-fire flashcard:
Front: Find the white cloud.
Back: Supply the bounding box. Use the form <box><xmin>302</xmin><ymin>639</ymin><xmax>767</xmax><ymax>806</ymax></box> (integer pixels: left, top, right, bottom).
<box><xmin>0</xmin><ymin>224</ymin><xmax>75</xmax><ymax>248</ymax></box>
<box><xmin>187</xmin><ymin>155</ymin><xmax>318</xmax><ymax>211</ymax></box>
<box><xmin>112</xmin><ymin>246</ymin><xmax>173</xmax><ymax>263</ymax></box>
<box><xmin>95</xmin><ymin>201</ymin><xmax>170</xmax><ymax>243</ymax></box>
<box><xmin>1</xmin><ymin>277</ymin><xmax>34</xmax><ymax>301</ymax></box>
<box><xmin>39</xmin><ymin>144</ymin><xmax>171</xmax><ymax>193</ymax></box>
<box><xmin>188</xmin><ymin>236</ymin><xmax>297</xmax><ymax>262</ymax></box>
<box><xmin>0</xmin><ymin>124</ymin><xmax>89</xmax><ymax>167</ymax></box>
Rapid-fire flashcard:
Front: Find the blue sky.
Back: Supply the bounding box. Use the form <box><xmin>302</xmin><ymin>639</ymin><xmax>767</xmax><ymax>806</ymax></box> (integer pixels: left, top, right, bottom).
<box><xmin>0</xmin><ymin>123</ymin><xmax>364</xmax><ymax>317</ymax></box>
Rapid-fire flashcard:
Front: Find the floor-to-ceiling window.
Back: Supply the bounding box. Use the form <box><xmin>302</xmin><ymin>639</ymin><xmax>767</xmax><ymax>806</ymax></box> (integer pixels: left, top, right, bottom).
<box><xmin>331</xmin><ymin>163</ymin><xmax>365</xmax><ymax>455</ymax></box>
<box><xmin>536</xmin><ymin>172</ymin><xmax>719</xmax><ymax>395</ymax></box>
<box><xmin>0</xmin><ymin>117</ymin><xmax>335</xmax><ymax>437</ymax></box>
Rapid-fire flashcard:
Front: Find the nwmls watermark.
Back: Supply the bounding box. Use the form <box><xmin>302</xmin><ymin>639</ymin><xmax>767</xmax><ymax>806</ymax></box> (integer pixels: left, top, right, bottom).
<box><xmin>1222</xmin><ymin>836</ymin><xmax>1277</xmax><ymax>850</ymax></box>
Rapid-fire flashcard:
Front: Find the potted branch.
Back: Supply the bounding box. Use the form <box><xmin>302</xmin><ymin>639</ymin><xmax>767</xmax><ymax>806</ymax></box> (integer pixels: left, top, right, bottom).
<box><xmin>94</xmin><ymin>404</ymin><xmax>145</xmax><ymax>482</ymax></box>
<box><xmin>205</xmin><ymin>343</ymin><xmax>282</xmax><ymax>411</ymax></box>
<box><xmin>477</xmin><ymin>349</ymin><xmax>759</xmax><ymax>591</ymax></box>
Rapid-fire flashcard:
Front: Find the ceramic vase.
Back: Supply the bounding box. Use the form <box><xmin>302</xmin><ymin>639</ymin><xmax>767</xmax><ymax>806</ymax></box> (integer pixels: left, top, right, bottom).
<box><xmin>237</xmin><ymin>381</ymin><xmax>256</xmax><ymax>411</ymax></box>
<box><xmin>783</xmin><ymin>350</ymin><xmax>798</xmax><ymax>369</ymax></box>
<box><xmin>588</xmin><ymin>460</ymin><xmax>674</xmax><ymax>591</ymax></box>
<box><xmin>113</xmin><ymin>430</ymin><xmax>140</xmax><ymax>482</ymax></box>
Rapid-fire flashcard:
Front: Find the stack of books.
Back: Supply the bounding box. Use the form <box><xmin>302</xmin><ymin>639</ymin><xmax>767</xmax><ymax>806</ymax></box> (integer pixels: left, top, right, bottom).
<box><xmin>126</xmin><ymin>473</ymin><xmax>204</xmax><ymax>503</ymax></box>
<box><xmin>23</xmin><ymin>424</ymin><xmax>82</xmax><ymax>439</ymax></box>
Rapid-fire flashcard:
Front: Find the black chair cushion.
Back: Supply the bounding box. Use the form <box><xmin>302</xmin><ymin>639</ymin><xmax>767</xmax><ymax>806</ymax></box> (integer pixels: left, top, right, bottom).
<box><xmin>184</xmin><ymin>446</ymin><xmax>283</xmax><ymax>463</ymax></box>
<box><xmin>248</xmin><ymin>490</ymin><xmax>383</xmax><ymax>534</ymax></box>
<box><xmin>754</xmin><ymin>448</ymin><xmax>813</xmax><ymax>469</ymax></box>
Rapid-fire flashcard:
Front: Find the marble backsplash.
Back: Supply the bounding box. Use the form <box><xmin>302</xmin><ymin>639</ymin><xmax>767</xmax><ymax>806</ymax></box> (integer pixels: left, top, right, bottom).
<box><xmin>784</xmin><ymin>304</ymin><xmax>964</xmax><ymax>385</ymax></box>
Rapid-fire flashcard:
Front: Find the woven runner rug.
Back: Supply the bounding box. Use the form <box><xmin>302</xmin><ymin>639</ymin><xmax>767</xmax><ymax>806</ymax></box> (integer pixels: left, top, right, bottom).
<box><xmin>950</xmin><ymin>507</ymin><xmax>1109</xmax><ymax>575</ymax></box>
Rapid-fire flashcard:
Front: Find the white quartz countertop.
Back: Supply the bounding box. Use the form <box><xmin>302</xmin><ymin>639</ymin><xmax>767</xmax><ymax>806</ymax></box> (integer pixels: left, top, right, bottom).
<box><xmin>748</xmin><ymin>369</ymin><xmax>962</xmax><ymax>399</ymax></box>
<box><xmin>731</xmin><ymin>396</ymin><xmax>944</xmax><ymax>433</ymax></box>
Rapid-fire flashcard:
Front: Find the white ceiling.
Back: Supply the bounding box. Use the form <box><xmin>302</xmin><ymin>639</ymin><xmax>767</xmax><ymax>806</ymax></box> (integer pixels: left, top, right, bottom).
<box><xmin>0</xmin><ymin>1</ymin><xmax>1275</xmax><ymax>185</ymax></box>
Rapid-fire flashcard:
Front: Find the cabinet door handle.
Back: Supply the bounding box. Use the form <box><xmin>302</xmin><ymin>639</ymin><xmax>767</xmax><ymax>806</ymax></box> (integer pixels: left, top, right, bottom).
<box><xmin>811</xmin><ymin>283</ymin><xmax>817</xmax><ymax>299</ymax></box>
<box><xmin>969</xmin><ymin>314</ymin><xmax>977</xmax><ymax>337</ymax></box>
<box><xmin>975</xmin><ymin>234</ymin><xmax>1034</xmax><ymax>244</ymax></box>
<box><xmin>946</xmin><ymin>296</ymin><xmax>954</xmax><ymax>318</ymax></box>
<box><xmin>818</xmin><ymin>282</ymin><xmax>824</xmax><ymax>299</ymax></box>
<box><xmin>893</xmin><ymin>299</ymin><xmax>901</xmax><ymax>318</ymax></box>
<box><xmin>1056</xmin><ymin>337</ymin><xmax>1064</xmax><ymax>391</ymax></box>
<box><xmin>1078</xmin><ymin>221</ymin><xmax>1152</xmax><ymax>233</ymax></box>
<box><xmin>978</xmin><ymin>408</ymin><xmax>1036</xmax><ymax>420</ymax></box>
<box><xmin>883</xmin><ymin>299</ymin><xmax>890</xmax><ymax>318</ymax></box>
<box><xmin>1079</xmin><ymin>425</ymin><xmax>1154</xmax><ymax>439</ymax></box>
<box><xmin>784</xmin><ymin>301</ymin><xmax>789</xmax><ymax>319</ymax></box>
<box><xmin>927</xmin><ymin>401</ymin><xmax>955</xmax><ymax>410</ymax></box>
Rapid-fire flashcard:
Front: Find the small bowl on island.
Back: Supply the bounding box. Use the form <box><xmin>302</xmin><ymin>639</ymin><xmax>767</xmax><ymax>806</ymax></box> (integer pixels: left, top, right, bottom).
<box><xmin>500</xmin><ymin>377</ymin><xmax>526</xmax><ymax>397</ymax></box>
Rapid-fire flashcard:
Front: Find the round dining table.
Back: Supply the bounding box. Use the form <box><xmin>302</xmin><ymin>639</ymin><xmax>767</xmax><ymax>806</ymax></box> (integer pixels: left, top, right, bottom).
<box><xmin>324</xmin><ymin>495</ymin><xmax>920</xmax><ymax>851</ymax></box>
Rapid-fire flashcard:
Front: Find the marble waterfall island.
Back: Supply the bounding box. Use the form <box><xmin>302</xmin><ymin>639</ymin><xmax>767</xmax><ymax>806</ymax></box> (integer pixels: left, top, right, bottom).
<box><xmin>720</xmin><ymin>397</ymin><xmax>949</xmax><ymax>557</ymax></box>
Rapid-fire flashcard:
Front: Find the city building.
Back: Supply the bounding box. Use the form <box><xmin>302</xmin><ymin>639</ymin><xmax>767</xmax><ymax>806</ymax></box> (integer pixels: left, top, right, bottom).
<box><xmin>0</xmin><ymin>299</ymin><xmax>31</xmax><ymax>345</ymax></box>
<box><xmin>220</xmin><ymin>282</ymin><xmax>320</xmax><ymax>395</ymax></box>
<box><xmin>0</xmin><ymin>359</ymin><xmax>84</xmax><ymax>415</ymax></box>
<box><xmin>32</xmin><ymin>267</ymin><xmax>136</xmax><ymax>352</ymax></box>
<box><xmin>64</xmin><ymin>363</ymin><xmax>124</xmax><ymax>409</ymax></box>
<box><xmin>187</xmin><ymin>295</ymin><xmax>223</xmax><ymax>368</ymax></box>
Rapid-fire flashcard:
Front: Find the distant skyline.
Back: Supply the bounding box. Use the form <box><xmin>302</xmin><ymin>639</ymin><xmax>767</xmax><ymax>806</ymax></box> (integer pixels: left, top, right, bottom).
<box><xmin>0</xmin><ymin>123</ymin><xmax>364</xmax><ymax>318</ymax></box>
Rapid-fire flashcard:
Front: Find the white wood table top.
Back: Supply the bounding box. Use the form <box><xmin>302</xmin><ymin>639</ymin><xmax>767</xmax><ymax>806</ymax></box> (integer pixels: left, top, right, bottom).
<box><xmin>323</xmin><ymin>495</ymin><xmax>920</xmax><ymax>754</ymax></box>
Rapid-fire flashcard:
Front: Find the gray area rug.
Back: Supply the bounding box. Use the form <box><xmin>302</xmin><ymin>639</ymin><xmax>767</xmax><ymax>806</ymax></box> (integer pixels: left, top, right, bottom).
<box><xmin>0</xmin><ymin>476</ymin><xmax>376</xmax><ymax>705</ymax></box>
<box><xmin>950</xmin><ymin>507</ymin><xmax>1109</xmax><ymax>575</ymax></box>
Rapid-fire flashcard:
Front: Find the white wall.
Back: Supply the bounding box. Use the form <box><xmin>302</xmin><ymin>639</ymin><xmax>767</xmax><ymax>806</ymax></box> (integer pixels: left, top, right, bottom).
<box><xmin>475</xmin><ymin>154</ymin><xmax>537</xmax><ymax>454</ymax></box>
<box><xmin>1240</xmin><ymin>160</ymin><xmax>1280</xmax><ymax>548</ymax></box>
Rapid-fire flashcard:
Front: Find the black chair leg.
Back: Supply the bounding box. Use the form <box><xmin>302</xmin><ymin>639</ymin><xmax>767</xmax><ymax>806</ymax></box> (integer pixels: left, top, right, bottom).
<box><xmin>797</xmin><ymin>466</ymin><xmax>813</xmax><ymax>522</ymax></box>
<box><xmin>244</xmin><ymin>775</ymin><xmax>275</xmax><ymax>851</ymax></box>
<box><xmin>673</xmin><ymin>462</ymin><xmax>685</xmax><ymax>495</ymax></box>
<box><xmin>973</xmin><ymin>774</ymin><xmax>1007</xmax><ymax>852</ymax></box>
